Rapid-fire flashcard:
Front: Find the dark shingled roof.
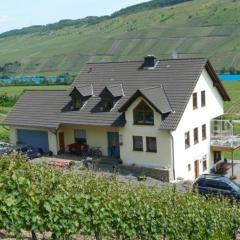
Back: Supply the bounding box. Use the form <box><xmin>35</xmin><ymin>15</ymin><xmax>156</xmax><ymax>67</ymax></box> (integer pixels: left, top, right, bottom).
<box><xmin>119</xmin><ymin>85</ymin><xmax>172</xmax><ymax>114</ymax></box>
<box><xmin>106</xmin><ymin>84</ymin><xmax>124</xmax><ymax>98</ymax></box>
<box><xmin>3</xmin><ymin>58</ymin><xmax>230</xmax><ymax>130</ymax></box>
<box><xmin>69</xmin><ymin>85</ymin><xmax>93</xmax><ymax>97</ymax></box>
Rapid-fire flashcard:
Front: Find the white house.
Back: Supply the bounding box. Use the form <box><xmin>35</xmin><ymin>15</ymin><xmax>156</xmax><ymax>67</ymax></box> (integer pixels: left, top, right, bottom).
<box><xmin>3</xmin><ymin>56</ymin><xmax>230</xmax><ymax>181</ymax></box>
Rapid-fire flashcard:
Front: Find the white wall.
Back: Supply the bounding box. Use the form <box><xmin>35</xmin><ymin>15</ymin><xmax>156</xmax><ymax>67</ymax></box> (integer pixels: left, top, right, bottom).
<box><xmin>120</xmin><ymin>97</ymin><xmax>172</xmax><ymax>170</ymax></box>
<box><xmin>9</xmin><ymin>126</ymin><xmax>58</xmax><ymax>155</ymax></box>
<box><xmin>172</xmin><ymin>69</ymin><xmax>224</xmax><ymax>180</ymax></box>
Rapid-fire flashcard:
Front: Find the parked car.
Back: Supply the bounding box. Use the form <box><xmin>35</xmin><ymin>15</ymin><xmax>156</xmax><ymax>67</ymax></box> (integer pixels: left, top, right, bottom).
<box><xmin>0</xmin><ymin>141</ymin><xmax>13</xmax><ymax>155</ymax></box>
<box><xmin>193</xmin><ymin>174</ymin><xmax>240</xmax><ymax>200</ymax></box>
<box><xmin>10</xmin><ymin>144</ymin><xmax>39</xmax><ymax>159</ymax></box>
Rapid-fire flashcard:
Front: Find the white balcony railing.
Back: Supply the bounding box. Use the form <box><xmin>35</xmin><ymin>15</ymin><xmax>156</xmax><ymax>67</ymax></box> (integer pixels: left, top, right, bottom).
<box><xmin>211</xmin><ymin>119</ymin><xmax>240</xmax><ymax>150</ymax></box>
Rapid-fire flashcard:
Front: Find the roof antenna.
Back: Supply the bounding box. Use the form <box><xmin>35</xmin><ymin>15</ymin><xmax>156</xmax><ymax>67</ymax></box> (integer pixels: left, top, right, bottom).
<box><xmin>172</xmin><ymin>49</ymin><xmax>178</xmax><ymax>59</ymax></box>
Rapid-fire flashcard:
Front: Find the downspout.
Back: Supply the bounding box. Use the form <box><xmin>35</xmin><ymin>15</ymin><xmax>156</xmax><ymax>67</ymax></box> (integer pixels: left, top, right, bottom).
<box><xmin>170</xmin><ymin>131</ymin><xmax>176</xmax><ymax>181</ymax></box>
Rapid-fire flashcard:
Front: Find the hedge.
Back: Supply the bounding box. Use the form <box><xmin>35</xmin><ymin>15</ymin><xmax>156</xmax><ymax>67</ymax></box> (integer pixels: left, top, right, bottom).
<box><xmin>0</xmin><ymin>154</ymin><xmax>239</xmax><ymax>240</ymax></box>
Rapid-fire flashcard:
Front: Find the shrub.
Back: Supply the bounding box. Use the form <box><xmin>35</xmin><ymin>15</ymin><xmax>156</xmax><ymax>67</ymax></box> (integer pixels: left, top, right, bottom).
<box><xmin>229</xmin><ymin>66</ymin><xmax>236</xmax><ymax>74</ymax></box>
<box><xmin>0</xmin><ymin>93</ymin><xmax>18</xmax><ymax>107</ymax></box>
<box><xmin>0</xmin><ymin>154</ymin><xmax>239</xmax><ymax>239</ymax></box>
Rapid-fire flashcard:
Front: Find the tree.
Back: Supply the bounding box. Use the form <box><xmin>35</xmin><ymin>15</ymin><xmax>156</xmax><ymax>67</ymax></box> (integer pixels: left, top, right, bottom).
<box><xmin>229</xmin><ymin>67</ymin><xmax>236</xmax><ymax>74</ymax></box>
<box><xmin>220</xmin><ymin>67</ymin><xmax>226</xmax><ymax>74</ymax></box>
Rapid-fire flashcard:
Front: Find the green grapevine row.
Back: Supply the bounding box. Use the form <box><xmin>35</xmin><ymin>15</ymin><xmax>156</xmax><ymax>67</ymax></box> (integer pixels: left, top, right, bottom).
<box><xmin>0</xmin><ymin>154</ymin><xmax>239</xmax><ymax>240</ymax></box>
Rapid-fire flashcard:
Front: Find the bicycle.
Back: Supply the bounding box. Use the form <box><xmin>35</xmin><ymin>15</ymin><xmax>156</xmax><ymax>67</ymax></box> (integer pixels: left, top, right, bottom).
<box><xmin>87</xmin><ymin>146</ymin><xmax>102</xmax><ymax>158</ymax></box>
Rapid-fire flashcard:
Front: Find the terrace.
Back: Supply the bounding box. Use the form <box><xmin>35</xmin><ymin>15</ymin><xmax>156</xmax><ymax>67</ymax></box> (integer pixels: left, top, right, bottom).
<box><xmin>211</xmin><ymin>119</ymin><xmax>240</xmax><ymax>152</ymax></box>
<box><xmin>211</xmin><ymin>119</ymin><xmax>240</xmax><ymax>176</ymax></box>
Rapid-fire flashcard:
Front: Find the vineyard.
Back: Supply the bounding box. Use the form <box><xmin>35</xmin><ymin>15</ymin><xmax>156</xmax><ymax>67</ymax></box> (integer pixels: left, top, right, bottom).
<box><xmin>0</xmin><ymin>154</ymin><xmax>239</xmax><ymax>240</ymax></box>
<box><xmin>224</xmin><ymin>82</ymin><xmax>240</xmax><ymax>116</ymax></box>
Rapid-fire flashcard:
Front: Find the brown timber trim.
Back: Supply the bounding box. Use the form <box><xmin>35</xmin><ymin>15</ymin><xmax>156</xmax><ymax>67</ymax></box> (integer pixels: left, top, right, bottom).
<box><xmin>205</xmin><ymin>61</ymin><xmax>231</xmax><ymax>101</ymax></box>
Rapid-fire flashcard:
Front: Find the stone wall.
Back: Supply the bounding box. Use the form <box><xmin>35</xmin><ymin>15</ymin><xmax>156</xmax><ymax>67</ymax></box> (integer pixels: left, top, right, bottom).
<box><xmin>121</xmin><ymin>165</ymin><xmax>170</xmax><ymax>182</ymax></box>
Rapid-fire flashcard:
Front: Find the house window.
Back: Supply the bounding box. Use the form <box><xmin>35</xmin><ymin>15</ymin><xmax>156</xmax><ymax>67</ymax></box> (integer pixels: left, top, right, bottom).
<box><xmin>185</xmin><ymin>131</ymin><xmax>190</xmax><ymax>149</ymax></box>
<box><xmin>73</xmin><ymin>97</ymin><xmax>82</xmax><ymax>110</ymax></box>
<box><xmin>194</xmin><ymin>128</ymin><xmax>198</xmax><ymax>144</ymax></box>
<box><xmin>193</xmin><ymin>92</ymin><xmax>198</xmax><ymax>109</ymax></box>
<box><xmin>201</xmin><ymin>91</ymin><xmax>206</xmax><ymax>107</ymax></box>
<box><xmin>202</xmin><ymin>124</ymin><xmax>207</xmax><ymax>140</ymax></box>
<box><xmin>133</xmin><ymin>100</ymin><xmax>154</xmax><ymax>125</ymax></box>
<box><xmin>203</xmin><ymin>160</ymin><xmax>207</xmax><ymax>171</ymax></box>
<box><xmin>74</xmin><ymin>129</ymin><xmax>87</xmax><ymax>144</ymax></box>
<box><xmin>146</xmin><ymin>137</ymin><xmax>157</xmax><ymax>153</ymax></box>
<box><xmin>101</xmin><ymin>98</ymin><xmax>113</xmax><ymax>111</ymax></box>
<box><xmin>133</xmin><ymin>136</ymin><xmax>143</xmax><ymax>151</ymax></box>
<box><xmin>188</xmin><ymin>164</ymin><xmax>191</xmax><ymax>172</ymax></box>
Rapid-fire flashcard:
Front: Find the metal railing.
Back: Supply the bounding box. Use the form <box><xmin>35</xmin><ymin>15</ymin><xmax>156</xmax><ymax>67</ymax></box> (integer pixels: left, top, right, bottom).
<box><xmin>211</xmin><ymin>119</ymin><xmax>240</xmax><ymax>149</ymax></box>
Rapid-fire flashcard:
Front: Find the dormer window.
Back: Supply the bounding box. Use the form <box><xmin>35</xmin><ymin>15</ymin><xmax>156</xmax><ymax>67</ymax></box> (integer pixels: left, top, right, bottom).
<box><xmin>99</xmin><ymin>85</ymin><xmax>124</xmax><ymax>112</ymax></box>
<box><xmin>133</xmin><ymin>100</ymin><xmax>154</xmax><ymax>125</ymax></box>
<box><xmin>73</xmin><ymin>96</ymin><xmax>82</xmax><ymax>110</ymax></box>
<box><xmin>101</xmin><ymin>97</ymin><xmax>114</xmax><ymax>111</ymax></box>
<box><xmin>69</xmin><ymin>86</ymin><xmax>93</xmax><ymax>111</ymax></box>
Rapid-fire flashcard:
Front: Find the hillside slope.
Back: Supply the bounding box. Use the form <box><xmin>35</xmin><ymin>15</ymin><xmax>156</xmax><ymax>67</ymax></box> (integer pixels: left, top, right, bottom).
<box><xmin>0</xmin><ymin>0</ymin><xmax>239</xmax><ymax>75</ymax></box>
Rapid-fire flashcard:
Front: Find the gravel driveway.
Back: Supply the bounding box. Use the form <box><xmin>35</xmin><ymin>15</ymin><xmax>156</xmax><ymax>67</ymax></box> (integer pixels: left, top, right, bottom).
<box><xmin>31</xmin><ymin>156</ymin><xmax>193</xmax><ymax>192</ymax></box>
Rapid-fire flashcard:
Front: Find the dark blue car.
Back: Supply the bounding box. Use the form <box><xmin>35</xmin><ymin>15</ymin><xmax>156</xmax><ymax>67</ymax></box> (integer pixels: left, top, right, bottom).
<box><xmin>12</xmin><ymin>144</ymin><xmax>39</xmax><ymax>159</ymax></box>
<box><xmin>193</xmin><ymin>174</ymin><xmax>240</xmax><ymax>200</ymax></box>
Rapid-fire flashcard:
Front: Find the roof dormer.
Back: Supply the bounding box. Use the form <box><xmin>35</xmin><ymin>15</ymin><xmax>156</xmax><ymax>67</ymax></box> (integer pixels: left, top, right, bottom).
<box><xmin>69</xmin><ymin>85</ymin><xmax>93</xmax><ymax>110</ymax></box>
<box><xmin>98</xmin><ymin>84</ymin><xmax>124</xmax><ymax>112</ymax></box>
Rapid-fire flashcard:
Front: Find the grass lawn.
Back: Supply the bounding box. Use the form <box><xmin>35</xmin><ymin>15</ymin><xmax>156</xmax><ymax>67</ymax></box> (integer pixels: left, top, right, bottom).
<box><xmin>223</xmin><ymin>82</ymin><xmax>240</xmax><ymax>115</ymax></box>
<box><xmin>0</xmin><ymin>107</ymin><xmax>12</xmax><ymax>115</ymax></box>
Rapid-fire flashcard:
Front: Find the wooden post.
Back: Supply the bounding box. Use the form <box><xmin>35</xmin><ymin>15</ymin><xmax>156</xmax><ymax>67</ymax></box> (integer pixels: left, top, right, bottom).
<box><xmin>232</xmin><ymin>151</ymin><xmax>234</xmax><ymax>177</ymax></box>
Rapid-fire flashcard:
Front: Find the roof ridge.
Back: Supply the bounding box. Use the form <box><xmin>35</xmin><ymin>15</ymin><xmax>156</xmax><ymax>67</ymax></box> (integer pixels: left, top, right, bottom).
<box><xmin>140</xmin><ymin>85</ymin><xmax>163</xmax><ymax>91</ymax></box>
<box><xmin>87</xmin><ymin>57</ymin><xmax>208</xmax><ymax>65</ymax></box>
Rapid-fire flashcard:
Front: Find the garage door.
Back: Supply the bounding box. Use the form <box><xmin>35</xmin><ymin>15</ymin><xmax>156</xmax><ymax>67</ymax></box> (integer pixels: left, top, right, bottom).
<box><xmin>17</xmin><ymin>129</ymin><xmax>49</xmax><ymax>153</ymax></box>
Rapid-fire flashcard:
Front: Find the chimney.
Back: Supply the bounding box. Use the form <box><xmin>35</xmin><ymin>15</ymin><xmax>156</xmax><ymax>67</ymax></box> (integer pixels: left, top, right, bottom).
<box><xmin>143</xmin><ymin>55</ymin><xmax>157</xmax><ymax>69</ymax></box>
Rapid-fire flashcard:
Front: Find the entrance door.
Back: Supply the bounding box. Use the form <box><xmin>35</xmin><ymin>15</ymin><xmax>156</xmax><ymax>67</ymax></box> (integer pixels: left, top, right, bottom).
<box><xmin>213</xmin><ymin>151</ymin><xmax>221</xmax><ymax>164</ymax></box>
<box><xmin>107</xmin><ymin>132</ymin><xmax>120</xmax><ymax>158</ymax></box>
<box><xmin>59</xmin><ymin>132</ymin><xmax>65</xmax><ymax>153</ymax></box>
<box><xmin>194</xmin><ymin>160</ymin><xmax>199</xmax><ymax>179</ymax></box>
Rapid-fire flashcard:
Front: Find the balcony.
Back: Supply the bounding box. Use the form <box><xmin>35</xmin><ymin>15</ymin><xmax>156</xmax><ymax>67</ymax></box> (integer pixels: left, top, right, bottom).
<box><xmin>211</xmin><ymin>119</ymin><xmax>240</xmax><ymax>152</ymax></box>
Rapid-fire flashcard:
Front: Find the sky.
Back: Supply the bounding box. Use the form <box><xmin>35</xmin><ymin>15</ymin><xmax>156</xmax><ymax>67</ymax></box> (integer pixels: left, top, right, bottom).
<box><xmin>0</xmin><ymin>0</ymin><xmax>149</xmax><ymax>33</ymax></box>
